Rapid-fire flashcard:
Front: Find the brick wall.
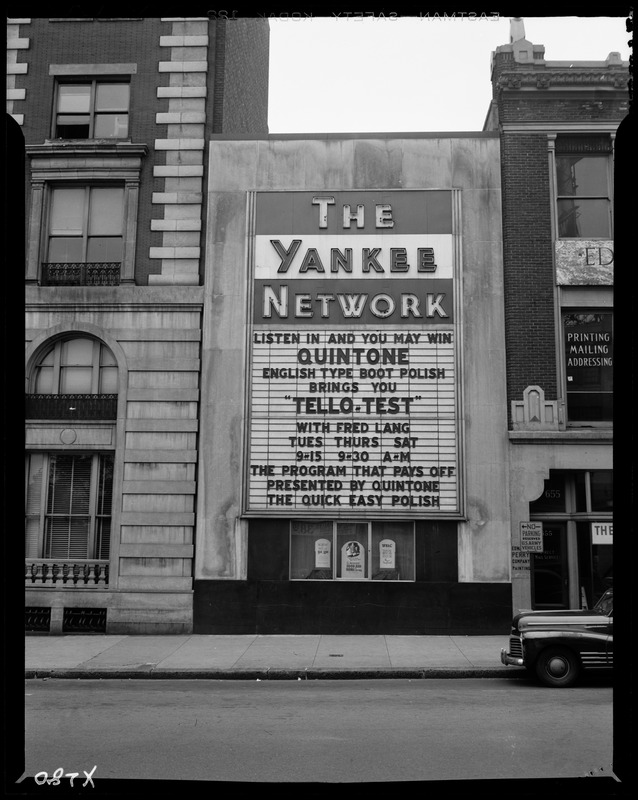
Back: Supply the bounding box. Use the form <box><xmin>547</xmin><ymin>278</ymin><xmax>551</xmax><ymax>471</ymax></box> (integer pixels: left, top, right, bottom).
<box><xmin>220</xmin><ymin>18</ymin><xmax>270</xmax><ymax>134</ymax></box>
<box><xmin>500</xmin><ymin>134</ymin><xmax>557</xmax><ymax>408</ymax></box>
<box><xmin>12</xmin><ymin>17</ymin><xmax>271</xmax><ymax>286</ymax></box>
<box><xmin>15</xmin><ymin>18</ymin><xmax>166</xmax><ymax>284</ymax></box>
<box><xmin>499</xmin><ymin>97</ymin><xmax>629</xmax><ymax>125</ymax></box>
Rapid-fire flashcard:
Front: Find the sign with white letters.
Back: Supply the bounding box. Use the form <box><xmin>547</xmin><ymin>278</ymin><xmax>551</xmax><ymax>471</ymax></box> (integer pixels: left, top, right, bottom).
<box><xmin>246</xmin><ymin>190</ymin><xmax>461</xmax><ymax>516</ymax></box>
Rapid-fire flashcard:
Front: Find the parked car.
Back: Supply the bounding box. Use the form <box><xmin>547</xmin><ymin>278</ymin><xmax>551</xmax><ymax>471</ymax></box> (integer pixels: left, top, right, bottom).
<box><xmin>500</xmin><ymin>588</ymin><xmax>613</xmax><ymax>687</ymax></box>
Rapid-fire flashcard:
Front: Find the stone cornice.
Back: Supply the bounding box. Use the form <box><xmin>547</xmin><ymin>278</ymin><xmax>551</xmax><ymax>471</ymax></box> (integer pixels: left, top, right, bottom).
<box><xmin>497</xmin><ymin>70</ymin><xmax>629</xmax><ymax>91</ymax></box>
<box><xmin>26</xmin><ymin>141</ymin><xmax>149</xmax><ymax>159</ymax></box>
<box><xmin>25</xmin><ymin>285</ymin><xmax>204</xmax><ymax>307</ymax></box>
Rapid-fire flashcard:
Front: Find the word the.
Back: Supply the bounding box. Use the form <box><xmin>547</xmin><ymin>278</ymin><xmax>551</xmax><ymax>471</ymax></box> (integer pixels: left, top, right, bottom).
<box><xmin>34</xmin><ymin>766</ymin><xmax>96</xmax><ymax>788</ymax></box>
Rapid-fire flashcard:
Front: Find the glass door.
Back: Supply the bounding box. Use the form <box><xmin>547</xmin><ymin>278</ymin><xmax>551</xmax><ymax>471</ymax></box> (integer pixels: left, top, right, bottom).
<box><xmin>531</xmin><ymin>523</ymin><xmax>569</xmax><ymax>608</ymax></box>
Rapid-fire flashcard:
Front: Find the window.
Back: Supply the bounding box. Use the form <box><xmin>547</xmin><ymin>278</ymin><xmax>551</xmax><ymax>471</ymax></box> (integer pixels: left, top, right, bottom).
<box><xmin>563</xmin><ymin>311</ymin><xmax>613</xmax><ymax>423</ymax></box>
<box><xmin>32</xmin><ymin>337</ymin><xmax>118</xmax><ymax>395</ymax></box>
<box><xmin>43</xmin><ymin>185</ymin><xmax>124</xmax><ymax>285</ymax></box>
<box><xmin>25</xmin><ymin>452</ymin><xmax>113</xmax><ymax>561</ymax></box>
<box><xmin>574</xmin><ymin>471</ymin><xmax>613</xmax><ymax>513</ymax></box>
<box><xmin>530</xmin><ymin>470</ymin><xmax>613</xmax><ymax>608</ymax></box>
<box><xmin>43</xmin><ymin>185</ymin><xmax>124</xmax><ymax>284</ymax></box>
<box><xmin>54</xmin><ymin>80</ymin><xmax>129</xmax><ymax>139</ymax></box>
<box><xmin>26</xmin><ymin>337</ymin><xmax>118</xmax><ymax>420</ymax></box>
<box><xmin>26</xmin><ymin>140</ymin><xmax>145</xmax><ymax>285</ymax></box>
<box><xmin>290</xmin><ymin>520</ymin><xmax>415</xmax><ymax>581</ymax></box>
<box><xmin>555</xmin><ymin>137</ymin><xmax>612</xmax><ymax>238</ymax></box>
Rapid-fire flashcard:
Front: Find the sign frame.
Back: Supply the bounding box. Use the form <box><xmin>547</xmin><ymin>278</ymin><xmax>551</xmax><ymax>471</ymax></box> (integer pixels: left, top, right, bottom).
<box><xmin>241</xmin><ymin>188</ymin><xmax>465</xmax><ymax>520</ymax></box>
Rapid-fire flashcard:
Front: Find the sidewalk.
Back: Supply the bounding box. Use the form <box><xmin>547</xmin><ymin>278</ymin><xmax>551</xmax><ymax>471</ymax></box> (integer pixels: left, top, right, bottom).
<box><xmin>25</xmin><ymin>634</ymin><xmax>523</xmax><ymax>680</ymax></box>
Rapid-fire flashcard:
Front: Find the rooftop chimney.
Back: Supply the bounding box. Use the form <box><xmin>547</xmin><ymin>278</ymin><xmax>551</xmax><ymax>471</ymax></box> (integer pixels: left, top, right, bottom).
<box><xmin>510</xmin><ymin>17</ymin><xmax>526</xmax><ymax>43</ymax></box>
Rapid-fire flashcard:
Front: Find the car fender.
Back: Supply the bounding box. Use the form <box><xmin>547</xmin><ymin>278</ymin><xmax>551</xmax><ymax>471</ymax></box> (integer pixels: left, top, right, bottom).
<box><xmin>521</xmin><ymin>629</ymin><xmax>608</xmax><ymax>664</ymax></box>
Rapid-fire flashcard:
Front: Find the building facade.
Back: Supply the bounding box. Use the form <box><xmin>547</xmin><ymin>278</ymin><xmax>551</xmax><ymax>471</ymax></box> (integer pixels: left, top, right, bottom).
<box><xmin>484</xmin><ymin>21</ymin><xmax>625</xmax><ymax>614</ymax></box>
<box><xmin>15</xmin><ymin>17</ymin><xmax>625</xmax><ymax>634</ymax></box>
<box><xmin>194</xmin><ymin>132</ymin><xmax>511</xmax><ymax>633</ymax></box>
<box><xmin>16</xmin><ymin>16</ymin><xmax>269</xmax><ymax>633</ymax></box>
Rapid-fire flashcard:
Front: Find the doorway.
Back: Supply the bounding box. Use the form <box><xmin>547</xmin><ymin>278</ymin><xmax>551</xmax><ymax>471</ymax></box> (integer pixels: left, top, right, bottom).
<box><xmin>531</xmin><ymin>523</ymin><xmax>569</xmax><ymax>608</ymax></box>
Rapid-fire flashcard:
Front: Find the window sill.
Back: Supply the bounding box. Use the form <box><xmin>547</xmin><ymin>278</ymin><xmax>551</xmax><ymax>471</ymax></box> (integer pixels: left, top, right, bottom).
<box><xmin>509</xmin><ymin>429</ymin><xmax>612</xmax><ymax>445</ymax></box>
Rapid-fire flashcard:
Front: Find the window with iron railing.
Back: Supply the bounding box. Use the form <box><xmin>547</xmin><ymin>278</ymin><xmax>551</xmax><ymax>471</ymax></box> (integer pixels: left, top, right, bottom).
<box><xmin>42</xmin><ymin>185</ymin><xmax>123</xmax><ymax>286</ymax></box>
<box><xmin>26</xmin><ymin>336</ymin><xmax>118</xmax><ymax>420</ymax></box>
<box><xmin>25</xmin><ymin>453</ymin><xmax>113</xmax><ymax>584</ymax></box>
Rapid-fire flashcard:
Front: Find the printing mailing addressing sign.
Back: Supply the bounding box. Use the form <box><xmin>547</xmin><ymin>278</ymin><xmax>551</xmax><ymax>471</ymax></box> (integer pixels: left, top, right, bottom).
<box><xmin>246</xmin><ymin>190</ymin><xmax>460</xmax><ymax>516</ymax></box>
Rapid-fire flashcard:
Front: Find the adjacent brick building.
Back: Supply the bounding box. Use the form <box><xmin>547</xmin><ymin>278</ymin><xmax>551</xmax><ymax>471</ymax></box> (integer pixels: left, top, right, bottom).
<box><xmin>484</xmin><ymin>19</ymin><xmax>625</xmax><ymax>613</ymax></box>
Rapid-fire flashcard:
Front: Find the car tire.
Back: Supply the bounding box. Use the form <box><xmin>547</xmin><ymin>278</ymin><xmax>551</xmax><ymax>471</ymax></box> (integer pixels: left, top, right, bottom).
<box><xmin>534</xmin><ymin>646</ymin><xmax>580</xmax><ymax>687</ymax></box>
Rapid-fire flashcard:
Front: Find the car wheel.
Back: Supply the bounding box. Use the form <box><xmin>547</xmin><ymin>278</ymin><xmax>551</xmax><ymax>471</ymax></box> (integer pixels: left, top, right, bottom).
<box><xmin>534</xmin><ymin>646</ymin><xmax>580</xmax><ymax>687</ymax></box>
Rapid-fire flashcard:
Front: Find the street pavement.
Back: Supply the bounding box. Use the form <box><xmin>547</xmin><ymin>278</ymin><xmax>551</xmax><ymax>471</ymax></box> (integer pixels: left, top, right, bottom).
<box><xmin>24</xmin><ymin>633</ymin><xmax>524</xmax><ymax>680</ymax></box>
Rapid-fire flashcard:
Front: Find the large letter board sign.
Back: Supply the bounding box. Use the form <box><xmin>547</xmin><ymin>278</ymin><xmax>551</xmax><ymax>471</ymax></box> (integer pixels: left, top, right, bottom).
<box><xmin>245</xmin><ymin>190</ymin><xmax>461</xmax><ymax>517</ymax></box>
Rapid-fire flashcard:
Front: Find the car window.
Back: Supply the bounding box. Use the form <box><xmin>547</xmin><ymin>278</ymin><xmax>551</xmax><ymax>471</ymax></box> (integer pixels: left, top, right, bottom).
<box><xmin>594</xmin><ymin>589</ymin><xmax>613</xmax><ymax>615</ymax></box>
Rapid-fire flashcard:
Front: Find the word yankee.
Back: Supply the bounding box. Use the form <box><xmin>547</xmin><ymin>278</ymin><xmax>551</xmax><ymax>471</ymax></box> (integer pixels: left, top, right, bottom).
<box><xmin>267</xmin><ymin>239</ymin><xmax>438</xmax><ymax>274</ymax></box>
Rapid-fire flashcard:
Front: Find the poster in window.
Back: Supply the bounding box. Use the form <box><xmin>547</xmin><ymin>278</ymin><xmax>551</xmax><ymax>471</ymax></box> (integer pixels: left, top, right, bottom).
<box><xmin>315</xmin><ymin>537</ymin><xmax>331</xmax><ymax>568</ymax></box>
<box><xmin>379</xmin><ymin>538</ymin><xmax>396</xmax><ymax>569</ymax></box>
<box><xmin>341</xmin><ymin>540</ymin><xmax>365</xmax><ymax>579</ymax></box>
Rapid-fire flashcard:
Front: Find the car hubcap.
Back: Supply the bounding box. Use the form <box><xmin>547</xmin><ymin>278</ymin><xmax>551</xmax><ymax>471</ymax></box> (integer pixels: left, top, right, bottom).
<box><xmin>547</xmin><ymin>656</ymin><xmax>568</xmax><ymax>677</ymax></box>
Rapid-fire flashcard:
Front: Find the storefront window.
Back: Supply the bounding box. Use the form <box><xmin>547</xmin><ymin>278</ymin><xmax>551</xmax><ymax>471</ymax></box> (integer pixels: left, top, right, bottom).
<box><xmin>529</xmin><ymin>473</ymin><xmax>566</xmax><ymax>513</ymax></box>
<box><xmin>336</xmin><ymin>523</ymin><xmax>368</xmax><ymax>580</ymax></box>
<box><xmin>589</xmin><ymin>471</ymin><xmax>613</xmax><ymax>512</ymax></box>
<box><xmin>577</xmin><ymin>521</ymin><xmax>613</xmax><ymax>607</ymax></box>
<box><xmin>371</xmin><ymin>522</ymin><xmax>415</xmax><ymax>580</ymax></box>
<box><xmin>290</xmin><ymin>520</ymin><xmax>415</xmax><ymax>581</ymax></box>
<box><xmin>574</xmin><ymin>471</ymin><xmax>613</xmax><ymax>512</ymax></box>
<box><xmin>290</xmin><ymin>521</ymin><xmax>333</xmax><ymax>579</ymax></box>
<box><xmin>530</xmin><ymin>470</ymin><xmax>612</xmax><ymax>609</ymax></box>
<box><xmin>563</xmin><ymin>311</ymin><xmax>613</xmax><ymax>424</ymax></box>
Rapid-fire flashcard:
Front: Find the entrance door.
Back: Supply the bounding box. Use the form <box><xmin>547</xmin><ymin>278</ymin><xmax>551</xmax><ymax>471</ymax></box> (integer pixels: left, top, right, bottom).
<box><xmin>531</xmin><ymin>523</ymin><xmax>569</xmax><ymax>609</ymax></box>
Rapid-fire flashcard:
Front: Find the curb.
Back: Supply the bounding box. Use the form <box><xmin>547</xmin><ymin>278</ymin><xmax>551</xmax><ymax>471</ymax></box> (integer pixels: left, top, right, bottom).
<box><xmin>25</xmin><ymin>667</ymin><xmax>525</xmax><ymax>680</ymax></box>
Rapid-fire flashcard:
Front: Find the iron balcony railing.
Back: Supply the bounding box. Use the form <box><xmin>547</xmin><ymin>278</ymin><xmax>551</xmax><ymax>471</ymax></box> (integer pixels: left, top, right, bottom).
<box><xmin>25</xmin><ymin>393</ymin><xmax>118</xmax><ymax>420</ymax></box>
<box><xmin>25</xmin><ymin>559</ymin><xmax>109</xmax><ymax>587</ymax></box>
<box><xmin>41</xmin><ymin>262</ymin><xmax>121</xmax><ymax>286</ymax></box>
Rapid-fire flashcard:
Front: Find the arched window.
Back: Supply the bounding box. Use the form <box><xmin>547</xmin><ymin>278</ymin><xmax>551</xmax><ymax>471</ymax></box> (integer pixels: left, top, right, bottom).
<box><xmin>32</xmin><ymin>337</ymin><xmax>118</xmax><ymax>394</ymax></box>
<box><xmin>27</xmin><ymin>336</ymin><xmax>118</xmax><ymax>420</ymax></box>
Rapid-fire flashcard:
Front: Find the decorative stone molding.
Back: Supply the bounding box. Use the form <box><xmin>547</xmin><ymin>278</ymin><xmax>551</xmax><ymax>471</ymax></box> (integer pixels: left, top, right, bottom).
<box><xmin>511</xmin><ymin>385</ymin><xmax>559</xmax><ymax>431</ymax></box>
<box><xmin>497</xmin><ymin>69</ymin><xmax>629</xmax><ymax>91</ymax></box>
<box><xmin>6</xmin><ymin>19</ymin><xmax>30</xmax><ymax>123</ymax></box>
<box><xmin>150</xmin><ymin>18</ymin><xmax>208</xmax><ymax>286</ymax></box>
